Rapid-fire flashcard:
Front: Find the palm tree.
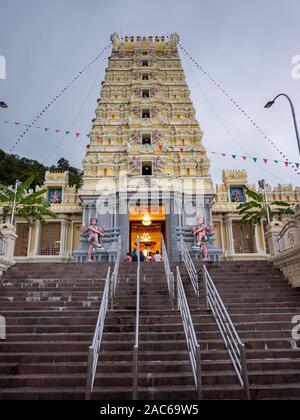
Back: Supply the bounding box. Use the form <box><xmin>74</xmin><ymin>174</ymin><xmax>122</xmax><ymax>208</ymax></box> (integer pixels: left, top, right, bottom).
<box><xmin>237</xmin><ymin>187</ymin><xmax>294</xmax><ymax>228</ymax></box>
<box><xmin>0</xmin><ymin>176</ymin><xmax>57</xmax><ymax>225</ymax></box>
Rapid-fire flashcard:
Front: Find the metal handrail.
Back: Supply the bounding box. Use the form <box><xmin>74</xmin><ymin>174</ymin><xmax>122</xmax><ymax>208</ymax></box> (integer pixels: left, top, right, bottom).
<box><xmin>202</xmin><ymin>265</ymin><xmax>250</xmax><ymax>400</ymax></box>
<box><xmin>161</xmin><ymin>234</ymin><xmax>175</xmax><ymax>308</ymax></box>
<box><xmin>176</xmin><ymin>267</ymin><xmax>202</xmax><ymax>400</ymax></box>
<box><xmin>86</xmin><ymin>267</ymin><xmax>111</xmax><ymax>400</ymax></box>
<box><xmin>179</xmin><ymin>235</ymin><xmax>199</xmax><ymax>298</ymax></box>
<box><xmin>133</xmin><ymin>236</ymin><xmax>141</xmax><ymax>400</ymax></box>
<box><xmin>110</xmin><ymin>236</ymin><xmax>122</xmax><ymax>309</ymax></box>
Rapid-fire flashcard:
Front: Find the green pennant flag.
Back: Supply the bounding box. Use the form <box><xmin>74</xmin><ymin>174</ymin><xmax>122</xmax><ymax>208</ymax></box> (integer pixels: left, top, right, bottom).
<box><xmin>65</xmin><ymin>131</ymin><xmax>70</xmax><ymax>135</ymax></box>
<box><xmin>252</xmin><ymin>157</ymin><xmax>258</xmax><ymax>162</ymax></box>
<box><xmin>232</xmin><ymin>155</ymin><xmax>236</xmax><ymax>159</ymax></box>
<box><xmin>44</xmin><ymin>128</ymin><xmax>49</xmax><ymax>132</ymax></box>
<box><xmin>274</xmin><ymin>160</ymin><xmax>279</xmax><ymax>164</ymax></box>
<box><xmin>295</xmin><ymin>163</ymin><xmax>300</xmax><ymax>168</ymax></box>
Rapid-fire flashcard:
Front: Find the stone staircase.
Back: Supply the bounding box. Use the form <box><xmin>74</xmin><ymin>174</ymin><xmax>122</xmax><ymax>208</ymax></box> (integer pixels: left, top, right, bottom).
<box><xmin>0</xmin><ymin>262</ymin><xmax>196</xmax><ymax>400</ymax></box>
<box><xmin>171</xmin><ymin>260</ymin><xmax>300</xmax><ymax>400</ymax></box>
<box><xmin>0</xmin><ymin>260</ymin><xmax>300</xmax><ymax>400</ymax></box>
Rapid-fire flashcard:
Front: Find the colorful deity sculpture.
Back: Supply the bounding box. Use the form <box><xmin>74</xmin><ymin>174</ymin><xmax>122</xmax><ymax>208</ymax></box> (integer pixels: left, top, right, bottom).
<box><xmin>190</xmin><ymin>217</ymin><xmax>213</xmax><ymax>261</ymax></box>
<box><xmin>82</xmin><ymin>218</ymin><xmax>105</xmax><ymax>262</ymax></box>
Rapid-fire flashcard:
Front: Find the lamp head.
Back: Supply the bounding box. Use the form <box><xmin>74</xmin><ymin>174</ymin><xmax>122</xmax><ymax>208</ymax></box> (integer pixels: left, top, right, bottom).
<box><xmin>0</xmin><ymin>101</ymin><xmax>8</xmax><ymax>108</ymax></box>
<box><xmin>264</xmin><ymin>100</ymin><xmax>275</xmax><ymax>109</ymax></box>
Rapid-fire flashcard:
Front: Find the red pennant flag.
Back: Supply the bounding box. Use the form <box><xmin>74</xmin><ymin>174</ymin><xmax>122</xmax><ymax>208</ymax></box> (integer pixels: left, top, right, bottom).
<box><xmin>221</xmin><ymin>153</ymin><xmax>226</xmax><ymax>157</ymax></box>
<box><xmin>75</xmin><ymin>132</ymin><xmax>81</xmax><ymax>138</ymax></box>
<box><xmin>263</xmin><ymin>159</ymin><xmax>268</xmax><ymax>164</ymax></box>
<box><xmin>284</xmin><ymin>161</ymin><xmax>289</xmax><ymax>167</ymax></box>
<box><xmin>242</xmin><ymin>156</ymin><xmax>247</xmax><ymax>160</ymax></box>
<box><xmin>55</xmin><ymin>129</ymin><xmax>60</xmax><ymax>133</ymax></box>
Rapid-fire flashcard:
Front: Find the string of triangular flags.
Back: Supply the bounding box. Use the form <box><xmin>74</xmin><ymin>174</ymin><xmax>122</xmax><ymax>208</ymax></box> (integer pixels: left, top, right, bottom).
<box><xmin>2</xmin><ymin>119</ymin><xmax>91</xmax><ymax>139</ymax></box>
<box><xmin>6</xmin><ymin>44</ymin><xmax>111</xmax><ymax>155</ymax></box>
<box><xmin>179</xmin><ymin>43</ymin><xmax>300</xmax><ymax>176</ymax></box>
<box><xmin>2</xmin><ymin>119</ymin><xmax>299</xmax><ymax>169</ymax></box>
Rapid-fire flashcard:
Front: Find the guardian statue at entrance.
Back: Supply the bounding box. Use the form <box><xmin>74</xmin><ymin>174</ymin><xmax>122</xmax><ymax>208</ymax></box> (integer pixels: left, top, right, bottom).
<box><xmin>190</xmin><ymin>216</ymin><xmax>213</xmax><ymax>261</ymax></box>
<box><xmin>83</xmin><ymin>218</ymin><xmax>105</xmax><ymax>262</ymax></box>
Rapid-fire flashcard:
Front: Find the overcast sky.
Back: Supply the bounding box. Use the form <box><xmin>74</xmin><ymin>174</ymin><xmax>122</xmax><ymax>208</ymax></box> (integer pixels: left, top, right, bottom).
<box><xmin>0</xmin><ymin>0</ymin><xmax>299</xmax><ymax>186</ymax></box>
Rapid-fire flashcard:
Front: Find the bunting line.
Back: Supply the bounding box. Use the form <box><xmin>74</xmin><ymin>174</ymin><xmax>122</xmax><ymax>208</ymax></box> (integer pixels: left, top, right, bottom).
<box><xmin>2</xmin><ymin>118</ymin><xmax>299</xmax><ymax>169</ymax></box>
<box><xmin>179</xmin><ymin>43</ymin><xmax>300</xmax><ymax>176</ymax></box>
<box><xmin>6</xmin><ymin>44</ymin><xmax>111</xmax><ymax>156</ymax></box>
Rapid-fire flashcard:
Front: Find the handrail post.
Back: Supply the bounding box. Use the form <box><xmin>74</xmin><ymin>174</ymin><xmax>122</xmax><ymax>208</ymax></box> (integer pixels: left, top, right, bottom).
<box><xmin>202</xmin><ymin>266</ymin><xmax>209</xmax><ymax>310</ymax></box>
<box><xmin>176</xmin><ymin>267</ymin><xmax>202</xmax><ymax>400</ymax></box>
<box><xmin>161</xmin><ymin>234</ymin><xmax>176</xmax><ymax>308</ymax></box>
<box><xmin>133</xmin><ymin>236</ymin><xmax>140</xmax><ymax>400</ymax></box>
<box><xmin>239</xmin><ymin>343</ymin><xmax>251</xmax><ymax>400</ymax></box>
<box><xmin>196</xmin><ymin>345</ymin><xmax>203</xmax><ymax>400</ymax></box>
<box><xmin>85</xmin><ymin>346</ymin><xmax>94</xmax><ymax>400</ymax></box>
<box><xmin>110</xmin><ymin>273</ymin><xmax>114</xmax><ymax>310</ymax></box>
<box><xmin>133</xmin><ymin>346</ymin><xmax>138</xmax><ymax>400</ymax></box>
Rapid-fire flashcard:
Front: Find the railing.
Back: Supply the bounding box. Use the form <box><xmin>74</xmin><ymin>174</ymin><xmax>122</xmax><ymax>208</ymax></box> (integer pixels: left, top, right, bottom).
<box><xmin>176</xmin><ymin>267</ymin><xmax>202</xmax><ymax>400</ymax></box>
<box><xmin>110</xmin><ymin>236</ymin><xmax>122</xmax><ymax>309</ymax></box>
<box><xmin>179</xmin><ymin>235</ymin><xmax>199</xmax><ymax>299</ymax></box>
<box><xmin>278</xmin><ymin>220</ymin><xmax>298</xmax><ymax>253</ymax></box>
<box><xmin>161</xmin><ymin>235</ymin><xmax>175</xmax><ymax>308</ymax></box>
<box><xmin>133</xmin><ymin>236</ymin><xmax>141</xmax><ymax>400</ymax></box>
<box><xmin>86</xmin><ymin>267</ymin><xmax>111</xmax><ymax>400</ymax></box>
<box><xmin>202</xmin><ymin>265</ymin><xmax>250</xmax><ymax>400</ymax></box>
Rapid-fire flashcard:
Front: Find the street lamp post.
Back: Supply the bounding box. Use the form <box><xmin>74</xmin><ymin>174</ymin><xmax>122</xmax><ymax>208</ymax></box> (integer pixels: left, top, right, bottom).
<box><xmin>10</xmin><ymin>180</ymin><xmax>21</xmax><ymax>226</ymax></box>
<box><xmin>258</xmin><ymin>179</ymin><xmax>271</xmax><ymax>225</ymax></box>
<box><xmin>264</xmin><ymin>94</ymin><xmax>300</xmax><ymax>156</ymax></box>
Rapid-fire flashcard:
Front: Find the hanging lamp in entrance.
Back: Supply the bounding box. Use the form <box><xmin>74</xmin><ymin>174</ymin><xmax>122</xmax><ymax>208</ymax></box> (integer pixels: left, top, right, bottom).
<box><xmin>142</xmin><ymin>213</ymin><xmax>152</xmax><ymax>226</ymax></box>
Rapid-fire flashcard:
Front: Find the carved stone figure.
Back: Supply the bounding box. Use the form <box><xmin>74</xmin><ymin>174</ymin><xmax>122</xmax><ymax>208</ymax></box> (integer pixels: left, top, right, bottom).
<box><xmin>82</xmin><ymin>218</ymin><xmax>105</xmax><ymax>262</ymax></box>
<box><xmin>190</xmin><ymin>216</ymin><xmax>213</xmax><ymax>261</ymax></box>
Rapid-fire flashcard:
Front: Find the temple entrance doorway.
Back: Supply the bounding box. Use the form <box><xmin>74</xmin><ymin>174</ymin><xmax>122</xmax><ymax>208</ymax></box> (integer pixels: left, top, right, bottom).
<box><xmin>129</xmin><ymin>204</ymin><xmax>166</xmax><ymax>258</ymax></box>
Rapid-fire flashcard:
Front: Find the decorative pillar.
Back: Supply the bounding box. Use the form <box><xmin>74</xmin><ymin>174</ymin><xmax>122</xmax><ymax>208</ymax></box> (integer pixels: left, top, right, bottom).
<box><xmin>294</xmin><ymin>203</ymin><xmax>300</xmax><ymax>243</ymax></box>
<box><xmin>27</xmin><ymin>225</ymin><xmax>32</xmax><ymax>257</ymax></box>
<box><xmin>59</xmin><ymin>219</ymin><xmax>67</xmax><ymax>257</ymax></box>
<box><xmin>0</xmin><ymin>224</ymin><xmax>18</xmax><ymax>276</ymax></box>
<box><xmin>266</xmin><ymin>221</ymin><xmax>284</xmax><ymax>258</ymax></box>
<box><xmin>32</xmin><ymin>220</ymin><xmax>41</xmax><ymax>256</ymax></box>
<box><xmin>224</xmin><ymin>215</ymin><xmax>234</xmax><ymax>258</ymax></box>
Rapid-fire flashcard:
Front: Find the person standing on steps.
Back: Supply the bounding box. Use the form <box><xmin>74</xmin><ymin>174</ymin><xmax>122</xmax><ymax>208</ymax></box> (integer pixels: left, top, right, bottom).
<box><xmin>153</xmin><ymin>250</ymin><xmax>163</xmax><ymax>262</ymax></box>
<box><xmin>124</xmin><ymin>253</ymin><xmax>132</xmax><ymax>262</ymax></box>
<box><xmin>139</xmin><ymin>250</ymin><xmax>145</xmax><ymax>262</ymax></box>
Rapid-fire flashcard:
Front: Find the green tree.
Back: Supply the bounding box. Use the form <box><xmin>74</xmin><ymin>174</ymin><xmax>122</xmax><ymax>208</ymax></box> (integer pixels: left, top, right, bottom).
<box><xmin>50</xmin><ymin>158</ymin><xmax>82</xmax><ymax>188</ymax></box>
<box><xmin>0</xmin><ymin>176</ymin><xmax>57</xmax><ymax>225</ymax></box>
<box><xmin>237</xmin><ymin>187</ymin><xmax>294</xmax><ymax>228</ymax></box>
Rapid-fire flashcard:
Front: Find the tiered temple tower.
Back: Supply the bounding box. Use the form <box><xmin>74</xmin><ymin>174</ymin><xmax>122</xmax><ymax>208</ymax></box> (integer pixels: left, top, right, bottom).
<box><xmin>75</xmin><ymin>33</ymin><xmax>220</xmax><ymax>261</ymax></box>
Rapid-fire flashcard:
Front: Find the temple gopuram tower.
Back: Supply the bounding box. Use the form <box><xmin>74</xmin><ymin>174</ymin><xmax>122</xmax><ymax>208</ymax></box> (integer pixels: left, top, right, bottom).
<box><xmin>75</xmin><ymin>33</ymin><xmax>221</xmax><ymax>261</ymax></box>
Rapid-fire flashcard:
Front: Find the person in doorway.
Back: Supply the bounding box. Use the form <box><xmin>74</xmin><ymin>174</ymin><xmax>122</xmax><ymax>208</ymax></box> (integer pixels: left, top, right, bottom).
<box><xmin>147</xmin><ymin>252</ymin><xmax>154</xmax><ymax>262</ymax></box>
<box><xmin>153</xmin><ymin>250</ymin><xmax>163</xmax><ymax>262</ymax></box>
<box><xmin>124</xmin><ymin>253</ymin><xmax>132</xmax><ymax>262</ymax></box>
<box><xmin>139</xmin><ymin>250</ymin><xmax>145</xmax><ymax>262</ymax></box>
<box><xmin>132</xmin><ymin>248</ymin><xmax>138</xmax><ymax>262</ymax></box>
